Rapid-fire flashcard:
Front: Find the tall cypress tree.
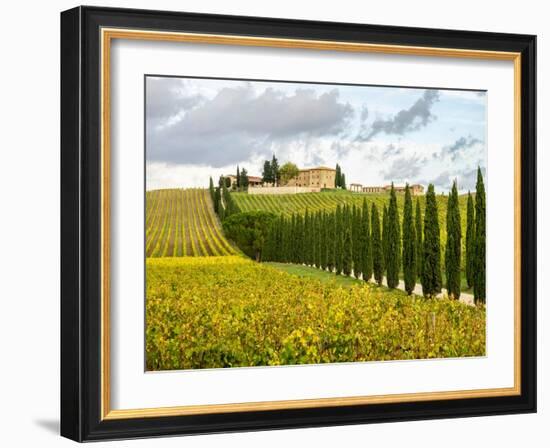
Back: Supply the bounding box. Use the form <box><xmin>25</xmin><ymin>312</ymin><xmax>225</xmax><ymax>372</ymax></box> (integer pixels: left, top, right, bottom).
<box><xmin>271</xmin><ymin>155</ymin><xmax>279</xmax><ymax>186</ymax></box>
<box><xmin>297</xmin><ymin>214</ymin><xmax>305</xmax><ymax>264</ymax></box>
<box><xmin>382</xmin><ymin>204</ymin><xmax>389</xmax><ymax>277</ymax></box>
<box><xmin>304</xmin><ymin>209</ymin><xmax>311</xmax><ymax>265</ymax></box>
<box><xmin>311</xmin><ymin>211</ymin><xmax>316</xmax><ymax>266</ymax></box>
<box><xmin>415</xmin><ymin>198</ymin><xmax>423</xmax><ymax>281</ymax></box>
<box><xmin>290</xmin><ymin>214</ymin><xmax>297</xmax><ymax>262</ymax></box>
<box><xmin>402</xmin><ymin>184</ymin><xmax>416</xmax><ymax>294</ymax></box>
<box><xmin>341</xmin><ymin>173</ymin><xmax>347</xmax><ymax>190</ymax></box>
<box><xmin>320</xmin><ymin>212</ymin><xmax>327</xmax><ymax>270</ymax></box>
<box><xmin>236</xmin><ymin>166</ymin><xmax>240</xmax><ymax>189</ymax></box>
<box><xmin>465</xmin><ymin>191</ymin><xmax>475</xmax><ymax>289</ymax></box>
<box><xmin>386</xmin><ymin>184</ymin><xmax>401</xmax><ymax>289</ymax></box>
<box><xmin>361</xmin><ymin>199</ymin><xmax>372</xmax><ymax>282</ymax></box>
<box><xmin>213</xmin><ymin>186</ymin><xmax>221</xmax><ymax>215</ymax></box>
<box><xmin>283</xmin><ymin>216</ymin><xmax>290</xmax><ymax>262</ymax></box>
<box><xmin>445</xmin><ymin>180</ymin><xmax>462</xmax><ymax>300</ymax></box>
<box><xmin>310</xmin><ymin>211</ymin><xmax>316</xmax><ymax>267</ymax></box>
<box><xmin>474</xmin><ymin>168</ymin><xmax>486</xmax><ymax>304</ymax></box>
<box><xmin>327</xmin><ymin>212</ymin><xmax>335</xmax><ymax>272</ymax></box>
<box><xmin>342</xmin><ymin>224</ymin><xmax>352</xmax><ymax>276</ymax></box>
<box><xmin>335</xmin><ymin>164</ymin><xmax>341</xmax><ymax>188</ymax></box>
<box><xmin>371</xmin><ymin>204</ymin><xmax>383</xmax><ymax>285</ymax></box>
<box><xmin>314</xmin><ymin>211</ymin><xmax>322</xmax><ymax>268</ymax></box>
<box><xmin>209</xmin><ymin>177</ymin><xmax>215</xmax><ymax>202</ymax></box>
<box><xmin>335</xmin><ymin>205</ymin><xmax>343</xmax><ymax>274</ymax></box>
<box><xmin>421</xmin><ymin>184</ymin><xmax>442</xmax><ymax>297</ymax></box>
<box><xmin>351</xmin><ymin>205</ymin><xmax>362</xmax><ymax>278</ymax></box>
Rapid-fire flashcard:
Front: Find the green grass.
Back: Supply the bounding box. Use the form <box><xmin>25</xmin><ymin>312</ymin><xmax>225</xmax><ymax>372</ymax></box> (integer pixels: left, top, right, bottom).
<box><xmin>267</xmin><ymin>262</ymin><xmax>473</xmax><ymax>295</ymax></box>
<box><xmin>265</xmin><ymin>262</ymin><xmax>366</xmax><ymax>289</ymax></box>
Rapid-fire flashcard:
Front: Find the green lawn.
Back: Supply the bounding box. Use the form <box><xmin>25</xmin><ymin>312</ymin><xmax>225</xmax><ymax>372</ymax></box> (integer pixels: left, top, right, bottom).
<box><xmin>266</xmin><ymin>262</ymin><xmax>473</xmax><ymax>295</ymax></box>
<box><xmin>265</xmin><ymin>262</ymin><xmax>365</xmax><ymax>288</ymax></box>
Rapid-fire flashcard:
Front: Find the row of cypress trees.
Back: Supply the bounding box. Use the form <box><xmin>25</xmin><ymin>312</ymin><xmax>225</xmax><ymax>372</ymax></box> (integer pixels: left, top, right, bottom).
<box><xmin>210</xmin><ymin>176</ymin><xmax>240</xmax><ymax>221</ymax></box>
<box><xmin>263</xmin><ymin>170</ymin><xmax>486</xmax><ymax>304</ymax></box>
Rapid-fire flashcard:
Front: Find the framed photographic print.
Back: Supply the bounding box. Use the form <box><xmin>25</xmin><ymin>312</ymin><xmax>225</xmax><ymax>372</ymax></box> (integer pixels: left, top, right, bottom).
<box><xmin>60</xmin><ymin>6</ymin><xmax>536</xmax><ymax>442</ymax></box>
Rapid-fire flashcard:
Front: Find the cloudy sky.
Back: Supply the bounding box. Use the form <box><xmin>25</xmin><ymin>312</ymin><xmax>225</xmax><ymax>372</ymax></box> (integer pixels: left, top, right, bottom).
<box><xmin>146</xmin><ymin>76</ymin><xmax>486</xmax><ymax>193</ymax></box>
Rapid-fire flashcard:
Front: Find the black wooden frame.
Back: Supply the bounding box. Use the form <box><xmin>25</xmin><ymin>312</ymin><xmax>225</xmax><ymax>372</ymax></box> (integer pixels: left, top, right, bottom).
<box><xmin>61</xmin><ymin>5</ymin><xmax>537</xmax><ymax>442</ymax></box>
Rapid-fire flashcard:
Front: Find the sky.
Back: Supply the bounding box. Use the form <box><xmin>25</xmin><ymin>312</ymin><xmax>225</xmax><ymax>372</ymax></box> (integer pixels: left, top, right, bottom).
<box><xmin>146</xmin><ymin>76</ymin><xmax>487</xmax><ymax>193</ymax></box>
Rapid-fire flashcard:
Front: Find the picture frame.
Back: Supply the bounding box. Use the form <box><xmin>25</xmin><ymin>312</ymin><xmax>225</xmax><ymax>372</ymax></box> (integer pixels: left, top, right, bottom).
<box><xmin>60</xmin><ymin>5</ymin><xmax>536</xmax><ymax>442</ymax></box>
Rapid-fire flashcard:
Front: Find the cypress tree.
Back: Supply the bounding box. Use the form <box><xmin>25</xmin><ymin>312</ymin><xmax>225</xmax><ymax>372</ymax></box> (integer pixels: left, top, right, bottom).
<box><xmin>209</xmin><ymin>177</ymin><xmax>215</xmax><ymax>202</ymax></box>
<box><xmin>304</xmin><ymin>210</ymin><xmax>311</xmax><ymax>265</ymax></box>
<box><xmin>310</xmin><ymin>211</ymin><xmax>316</xmax><ymax>267</ymax></box>
<box><xmin>283</xmin><ymin>216</ymin><xmax>291</xmax><ymax>262</ymax></box>
<box><xmin>421</xmin><ymin>184</ymin><xmax>442</xmax><ymax>297</ymax></box>
<box><xmin>415</xmin><ymin>198</ymin><xmax>423</xmax><ymax>281</ymax></box>
<box><xmin>335</xmin><ymin>205</ymin><xmax>343</xmax><ymax>274</ymax></box>
<box><xmin>465</xmin><ymin>191</ymin><xmax>475</xmax><ymax>289</ymax></box>
<box><xmin>382</xmin><ymin>204</ymin><xmax>389</xmax><ymax>276</ymax></box>
<box><xmin>335</xmin><ymin>164</ymin><xmax>341</xmax><ymax>188</ymax></box>
<box><xmin>213</xmin><ymin>186</ymin><xmax>221</xmax><ymax>215</ymax></box>
<box><xmin>473</xmin><ymin>168</ymin><xmax>486</xmax><ymax>304</ymax></box>
<box><xmin>278</xmin><ymin>216</ymin><xmax>285</xmax><ymax>261</ymax></box>
<box><xmin>319</xmin><ymin>212</ymin><xmax>327</xmax><ymax>270</ymax></box>
<box><xmin>371</xmin><ymin>204</ymin><xmax>383</xmax><ymax>285</ymax></box>
<box><xmin>262</xmin><ymin>160</ymin><xmax>272</xmax><ymax>184</ymax></box>
<box><xmin>342</xmin><ymin>205</ymin><xmax>351</xmax><ymax>274</ymax></box>
<box><xmin>312</xmin><ymin>211</ymin><xmax>317</xmax><ymax>267</ymax></box>
<box><xmin>290</xmin><ymin>214</ymin><xmax>296</xmax><ymax>262</ymax></box>
<box><xmin>297</xmin><ymin>214</ymin><xmax>305</xmax><ymax>264</ymax></box>
<box><xmin>341</xmin><ymin>173</ymin><xmax>347</xmax><ymax>190</ymax></box>
<box><xmin>313</xmin><ymin>211</ymin><xmax>320</xmax><ymax>268</ymax></box>
<box><xmin>445</xmin><ymin>180</ymin><xmax>462</xmax><ymax>300</ymax></box>
<box><xmin>271</xmin><ymin>155</ymin><xmax>280</xmax><ymax>186</ymax></box>
<box><xmin>386</xmin><ymin>184</ymin><xmax>401</xmax><ymax>289</ymax></box>
<box><xmin>402</xmin><ymin>184</ymin><xmax>416</xmax><ymax>294</ymax></box>
<box><xmin>351</xmin><ymin>205</ymin><xmax>362</xmax><ymax>278</ymax></box>
<box><xmin>361</xmin><ymin>199</ymin><xmax>372</xmax><ymax>282</ymax></box>
<box><xmin>327</xmin><ymin>212</ymin><xmax>335</xmax><ymax>273</ymax></box>
<box><xmin>322</xmin><ymin>213</ymin><xmax>329</xmax><ymax>269</ymax></box>
<box><xmin>236</xmin><ymin>166</ymin><xmax>241</xmax><ymax>189</ymax></box>
<box><xmin>342</xmin><ymin>224</ymin><xmax>352</xmax><ymax>276</ymax></box>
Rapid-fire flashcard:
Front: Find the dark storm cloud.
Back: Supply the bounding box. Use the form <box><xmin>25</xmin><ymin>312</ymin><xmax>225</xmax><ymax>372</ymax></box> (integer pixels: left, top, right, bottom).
<box><xmin>382</xmin><ymin>154</ymin><xmax>426</xmax><ymax>181</ymax></box>
<box><xmin>147</xmin><ymin>84</ymin><xmax>353</xmax><ymax>167</ymax></box>
<box><xmin>358</xmin><ymin>90</ymin><xmax>440</xmax><ymax>142</ymax></box>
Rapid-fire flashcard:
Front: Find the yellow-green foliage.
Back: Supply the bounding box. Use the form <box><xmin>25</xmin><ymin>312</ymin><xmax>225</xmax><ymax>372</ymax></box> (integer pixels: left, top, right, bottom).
<box><xmin>146</xmin><ymin>188</ymin><xmax>238</xmax><ymax>257</ymax></box>
<box><xmin>146</xmin><ymin>256</ymin><xmax>486</xmax><ymax>370</ymax></box>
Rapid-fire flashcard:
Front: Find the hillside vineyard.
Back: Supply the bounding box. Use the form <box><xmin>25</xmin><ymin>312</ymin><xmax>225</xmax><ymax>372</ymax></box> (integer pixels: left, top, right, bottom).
<box><xmin>145</xmin><ymin>189</ymin><xmax>238</xmax><ymax>257</ymax></box>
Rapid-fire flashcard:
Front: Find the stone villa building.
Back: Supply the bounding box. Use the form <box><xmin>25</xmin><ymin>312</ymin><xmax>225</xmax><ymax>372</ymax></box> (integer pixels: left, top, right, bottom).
<box><xmin>226</xmin><ymin>167</ymin><xmax>424</xmax><ymax>196</ymax></box>
<box><xmin>361</xmin><ymin>184</ymin><xmax>424</xmax><ymax>195</ymax></box>
<box><xmin>225</xmin><ymin>174</ymin><xmax>263</xmax><ymax>188</ymax></box>
<box><xmin>286</xmin><ymin>166</ymin><xmax>336</xmax><ymax>189</ymax></box>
